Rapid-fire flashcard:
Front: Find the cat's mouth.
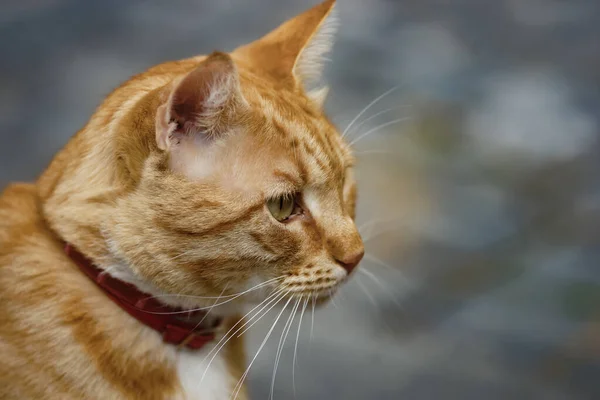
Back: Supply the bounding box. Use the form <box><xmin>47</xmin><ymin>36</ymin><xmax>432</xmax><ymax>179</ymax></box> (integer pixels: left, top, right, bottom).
<box><xmin>280</xmin><ymin>264</ymin><xmax>348</xmax><ymax>295</ymax></box>
<box><xmin>282</xmin><ymin>279</ymin><xmax>343</xmax><ymax>295</ymax></box>
<box><xmin>280</xmin><ymin>278</ymin><xmax>346</xmax><ymax>304</ymax></box>
<box><xmin>273</xmin><ymin>287</ymin><xmax>338</xmax><ymax>309</ymax></box>
<box><xmin>286</xmin><ymin>287</ymin><xmax>338</xmax><ymax>297</ymax></box>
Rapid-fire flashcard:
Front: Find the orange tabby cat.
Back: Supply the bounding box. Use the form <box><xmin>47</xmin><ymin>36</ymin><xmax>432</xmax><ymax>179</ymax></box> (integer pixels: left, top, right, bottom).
<box><xmin>0</xmin><ymin>1</ymin><xmax>364</xmax><ymax>399</ymax></box>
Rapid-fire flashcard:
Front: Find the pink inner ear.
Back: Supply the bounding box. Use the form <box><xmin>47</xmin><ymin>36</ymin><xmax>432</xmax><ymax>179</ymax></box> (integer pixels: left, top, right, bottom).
<box><xmin>157</xmin><ymin>52</ymin><xmax>240</xmax><ymax>150</ymax></box>
<box><xmin>170</xmin><ymin>68</ymin><xmax>212</xmax><ymax>135</ymax></box>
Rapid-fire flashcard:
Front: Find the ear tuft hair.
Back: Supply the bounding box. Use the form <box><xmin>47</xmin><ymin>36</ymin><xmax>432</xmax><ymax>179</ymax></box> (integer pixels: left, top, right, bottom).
<box><xmin>293</xmin><ymin>4</ymin><xmax>339</xmax><ymax>88</ymax></box>
<box><xmin>307</xmin><ymin>86</ymin><xmax>330</xmax><ymax>108</ymax></box>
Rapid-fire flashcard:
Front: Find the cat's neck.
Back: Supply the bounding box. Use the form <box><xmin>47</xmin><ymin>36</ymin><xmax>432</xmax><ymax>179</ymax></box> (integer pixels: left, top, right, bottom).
<box><xmin>78</xmin><ymin>247</ymin><xmax>241</xmax><ymax>314</ymax></box>
<box><xmin>35</xmin><ymin>70</ymin><xmax>185</xmax><ymax>308</ymax></box>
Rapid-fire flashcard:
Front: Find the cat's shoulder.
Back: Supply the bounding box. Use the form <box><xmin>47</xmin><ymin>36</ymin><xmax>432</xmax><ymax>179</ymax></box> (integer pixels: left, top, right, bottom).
<box><xmin>0</xmin><ymin>182</ymin><xmax>39</xmax><ymax>225</ymax></box>
<box><xmin>0</xmin><ymin>182</ymin><xmax>55</xmax><ymax>266</ymax></box>
<box><xmin>0</xmin><ymin>184</ymin><xmax>181</xmax><ymax>399</ymax></box>
<box><xmin>0</xmin><ymin>182</ymin><xmax>47</xmax><ymax>262</ymax></box>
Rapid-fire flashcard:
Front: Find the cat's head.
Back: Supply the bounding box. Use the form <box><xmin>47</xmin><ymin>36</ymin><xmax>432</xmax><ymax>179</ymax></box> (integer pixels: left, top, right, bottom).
<box><xmin>108</xmin><ymin>0</ymin><xmax>363</xmax><ymax>308</ymax></box>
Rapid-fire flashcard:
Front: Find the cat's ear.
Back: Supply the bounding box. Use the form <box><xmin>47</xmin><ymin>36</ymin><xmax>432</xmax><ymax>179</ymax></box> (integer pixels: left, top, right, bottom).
<box><xmin>307</xmin><ymin>86</ymin><xmax>330</xmax><ymax>108</ymax></box>
<box><xmin>156</xmin><ymin>52</ymin><xmax>246</xmax><ymax>151</ymax></box>
<box><xmin>234</xmin><ymin>0</ymin><xmax>338</xmax><ymax>98</ymax></box>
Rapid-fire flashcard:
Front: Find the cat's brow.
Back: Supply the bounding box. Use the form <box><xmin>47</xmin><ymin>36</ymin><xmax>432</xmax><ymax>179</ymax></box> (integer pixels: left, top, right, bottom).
<box><xmin>272</xmin><ymin>169</ymin><xmax>303</xmax><ymax>188</ymax></box>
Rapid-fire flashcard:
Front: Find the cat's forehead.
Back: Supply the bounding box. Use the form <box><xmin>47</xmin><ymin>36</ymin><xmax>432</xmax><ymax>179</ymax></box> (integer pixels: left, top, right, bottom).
<box><xmin>256</xmin><ymin>95</ymin><xmax>352</xmax><ymax>185</ymax></box>
<box><xmin>167</xmin><ymin>71</ymin><xmax>354</xmax><ymax>198</ymax></box>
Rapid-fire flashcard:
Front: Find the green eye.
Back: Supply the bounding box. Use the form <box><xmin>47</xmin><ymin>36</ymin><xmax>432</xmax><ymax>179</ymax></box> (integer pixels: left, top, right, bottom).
<box><xmin>267</xmin><ymin>195</ymin><xmax>296</xmax><ymax>222</ymax></box>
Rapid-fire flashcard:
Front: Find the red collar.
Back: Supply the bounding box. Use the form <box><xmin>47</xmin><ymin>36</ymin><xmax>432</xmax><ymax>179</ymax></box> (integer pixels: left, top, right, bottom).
<box><xmin>64</xmin><ymin>243</ymin><xmax>218</xmax><ymax>350</ymax></box>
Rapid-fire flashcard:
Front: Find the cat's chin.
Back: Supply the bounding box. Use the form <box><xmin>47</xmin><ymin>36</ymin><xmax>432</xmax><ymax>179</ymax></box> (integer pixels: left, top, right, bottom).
<box><xmin>298</xmin><ymin>288</ymin><xmax>340</xmax><ymax>309</ymax></box>
<box><xmin>313</xmin><ymin>294</ymin><xmax>334</xmax><ymax>308</ymax></box>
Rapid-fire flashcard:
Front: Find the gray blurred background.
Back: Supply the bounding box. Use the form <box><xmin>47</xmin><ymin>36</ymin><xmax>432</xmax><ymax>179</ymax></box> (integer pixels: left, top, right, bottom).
<box><xmin>1</xmin><ymin>0</ymin><xmax>599</xmax><ymax>399</ymax></box>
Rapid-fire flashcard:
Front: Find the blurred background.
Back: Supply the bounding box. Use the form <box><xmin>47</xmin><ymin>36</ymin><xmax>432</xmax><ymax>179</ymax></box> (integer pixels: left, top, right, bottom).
<box><xmin>1</xmin><ymin>0</ymin><xmax>599</xmax><ymax>399</ymax></box>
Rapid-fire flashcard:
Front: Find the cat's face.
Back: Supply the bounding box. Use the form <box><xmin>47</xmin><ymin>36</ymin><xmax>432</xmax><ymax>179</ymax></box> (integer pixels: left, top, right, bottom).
<box><xmin>108</xmin><ymin>0</ymin><xmax>362</xmax><ymax>307</ymax></box>
<box><xmin>111</xmin><ymin>72</ymin><xmax>362</xmax><ymax>305</ymax></box>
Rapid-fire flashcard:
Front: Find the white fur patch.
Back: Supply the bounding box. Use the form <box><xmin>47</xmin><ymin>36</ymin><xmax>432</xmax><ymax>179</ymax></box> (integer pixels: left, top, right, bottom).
<box><xmin>175</xmin><ymin>343</ymin><xmax>232</xmax><ymax>400</ymax></box>
<box><xmin>101</xmin><ymin>261</ymin><xmax>165</xmax><ymax>300</ymax></box>
<box><xmin>303</xmin><ymin>188</ymin><xmax>323</xmax><ymax>220</ymax></box>
<box><xmin>168</xmin><ymin>134</ymin><xmax>219</xmax><ymax>181</ymax></box>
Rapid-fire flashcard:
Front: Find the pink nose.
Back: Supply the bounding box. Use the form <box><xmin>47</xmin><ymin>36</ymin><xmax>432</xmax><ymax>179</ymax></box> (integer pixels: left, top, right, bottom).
<box><xmin>336</xmin><ymin>249</ymin><xmax>364</xmax><ymax>274</ymax></box>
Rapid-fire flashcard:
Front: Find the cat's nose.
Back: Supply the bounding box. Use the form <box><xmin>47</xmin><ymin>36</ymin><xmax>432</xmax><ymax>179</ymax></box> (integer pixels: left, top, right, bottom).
<box><xmin>335</xmin><ymin>249</ymin><xmax>364</xmax><ymax>275</ymax></box>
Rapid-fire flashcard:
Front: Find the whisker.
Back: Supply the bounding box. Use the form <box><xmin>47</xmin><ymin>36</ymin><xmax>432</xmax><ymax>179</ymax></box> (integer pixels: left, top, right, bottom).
<box><xmin>358</xmin><ymin>216</ymin><xmax>410</xmax><ymax>240</ymax></box>
<box><xmin>364</xmin><ymin>253</ymin><xmax>396</xmax><ymax>270</ymax></box>
<box><xmin>190</xmin><ymin>283</ymin><xmax>230</xmax><ymax>333</ymax></box>
<box><xmin>363</xmin><ymin>253</ymin><xmax>413</xmax><ymax>287</ymax></box>
<box><xmin>335</xmin><ymin>285</ymin><xmax>347</xmax><ymax>303</ymax></box>
<box><xmin>236</xmin><ymin>290</ymin><xmax>290</xmax><ymax>338</ymax></box>
<box><xmin>355</xmin><ymin>277</ymin><xmax>378</xmax><ymax>306</ymax></box>
<box><xmin>146</xmin><ymin>276</ymin><xmax>284</xmax><ymax>301</ymax></box>
<box><xmin>360</xmin><ymin>266</ymin><xmax>427</xmax><ymax>335</ymax></box>
<box><xmin>349</xmin><ymin>117</ymin><xmax>412</xmax><ymax>147</ymax></box>
<box><xmin>141</xmin><ymin>276</ymin><xmax>284</xmax><ymax>314</ymax></box>
<box><xmin>347</xmin><ymin>105</ymin><xmax>412</xmax><ymax>138</ymax></box>
<box><xmin>361</xmin><ymin>222</ymin><xmax>410</xmax><ymax>244</ymax></box>
<box><xmin>310</xmin><ymin>296</ymin><xmax>316</xmax><ymax>341</ymax></box>
<box><xmin>270</xmin><ymin>297</ymin><xmax>301</xmax><ymax>400</ymax></box>
<box><xmin>200</xmin><ymin>288</ymin><xmax>286</xmax><ymax>384</ymax></box>
<box><xmin>168</xmin><ymin>248</ymin><xmax>199</xmax><ymax>261</ymax></box>
<box><xmin>341</xmin><ymin>85</ymin><xmax>402</xmax><ymax>138</ymax></box>
<box><xmin>358</xmin><ymin>268</ymin><xmax>404</xmax><ymax>309</ymax></box>
<box><xmin>358</xmin><ymin>218</ymin><xmax>382</xmax><ymax>238</ymax></box>
<box><xmin>231</xmin><ymin>297</ymin><xmax>293</xmax><ymax>400</ymax></box>
<box><xmin>328</xmin><ymin>289</ymin><xmax>339</xmax><ymax>309</ymax></box>
<box><xmin>98</xmin><ymin>265</ymin><xmax>119</xmax><ymax>278</ymax></box>
<box><xmin>355</xmin><ymin>275</ymin><xmax>398</xmax><ymax>335</ymax></box>
<box><xmin>293</xmin><ymin>296</ymin><xmax>308</xmax><ymax>397</ymax></box>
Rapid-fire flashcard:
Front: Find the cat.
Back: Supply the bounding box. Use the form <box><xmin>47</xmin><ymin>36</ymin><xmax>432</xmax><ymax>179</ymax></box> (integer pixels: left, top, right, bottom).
<box><xmin>0</xmin><ymin>0</ymin><xmax>364</xmax><ymax>399</ymax></box>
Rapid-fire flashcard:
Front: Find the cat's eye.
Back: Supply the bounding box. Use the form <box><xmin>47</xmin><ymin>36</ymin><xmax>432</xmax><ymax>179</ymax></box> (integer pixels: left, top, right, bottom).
<box><xmin>266</xmin><ymin>195</ymin><xmax>296</xmax><ymax>222</ymax></box>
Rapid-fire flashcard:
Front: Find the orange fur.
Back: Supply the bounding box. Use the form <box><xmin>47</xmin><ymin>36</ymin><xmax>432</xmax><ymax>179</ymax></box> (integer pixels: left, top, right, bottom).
<box><xmin>1</xmin><ymin>1</ymin><xmax>363</xmax><ymax>398</ymax></box>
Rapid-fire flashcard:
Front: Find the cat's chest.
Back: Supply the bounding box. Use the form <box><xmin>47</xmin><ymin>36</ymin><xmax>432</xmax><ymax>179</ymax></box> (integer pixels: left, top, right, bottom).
<box><xmin>175</xmin><ymin>343</ymin><xmax>232</xmax><ymax>400</ymax></box>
